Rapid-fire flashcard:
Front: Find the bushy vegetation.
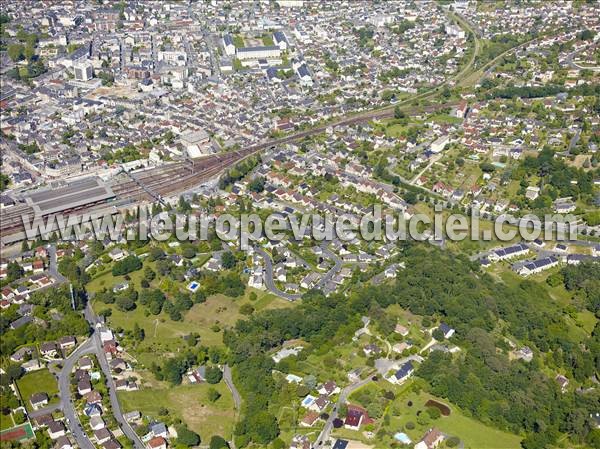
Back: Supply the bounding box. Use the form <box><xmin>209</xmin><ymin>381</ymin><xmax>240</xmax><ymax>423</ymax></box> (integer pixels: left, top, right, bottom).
<box><xmin>223</xmin><ymin>244</ymin><xmax>599</xmax><ymax>448</ymax></box>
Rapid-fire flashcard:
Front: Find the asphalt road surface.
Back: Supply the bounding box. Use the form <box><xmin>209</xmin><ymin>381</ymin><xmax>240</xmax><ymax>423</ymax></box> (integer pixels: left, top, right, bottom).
<box><xmin>313</xmin><ymin>375</ymin><xmax>375</xmax><ymax>449</ymax></box>
<box><xmin>57</xmin><ymin>338</ymin><xmax>96</xmax><ymax>449</ymax></box>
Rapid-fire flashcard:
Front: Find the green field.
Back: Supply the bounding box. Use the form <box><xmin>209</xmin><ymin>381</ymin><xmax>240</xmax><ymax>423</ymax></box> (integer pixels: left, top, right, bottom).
<box><xmin>93</xmin><ymin>287</ymin><xmax>292</xmax><ymax>372</ymax></box>
<box><xmin>118</xmin><ymin>382</ymin><xmax>234</xmax><ymax>442</ymax></box>
<box><xmin>233</xmin><ymin>34</ymin><xmax>244</xmax><ymax>48</ymax></box>
<box><xmin>16</xmin><ymin>369</ymin><xmax>59</xmax><ymax>412</ymax></box>
<box><xmin>380</xmin><ymin>390</ymin><xmax>521</xmax><ymax>449</ymax></box>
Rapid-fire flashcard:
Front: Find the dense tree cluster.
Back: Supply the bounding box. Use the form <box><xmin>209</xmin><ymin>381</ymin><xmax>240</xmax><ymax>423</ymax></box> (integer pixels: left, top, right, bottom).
<box><xmin>219</xmin><ymin>155</ymin><xmax>261</xmax><ymax>190</ymax></box>
<box><xmin>0</xmin><ymin>286</ymin><xmax>89</xmax><ymax>357</ymax></box>
<box><xmin>111</xmin><ymin>255</ymin><xmax>142</xmax><ymax>276</ymax></box>
<box><xmin>560</xmin><ymin>262</ymin><xmax>600</xmax><ymax>315</ymax></box>
<box><xmin>223</xmin><ymin>244</ymin><xmax>599</xmax><ymax>448</ymax></box>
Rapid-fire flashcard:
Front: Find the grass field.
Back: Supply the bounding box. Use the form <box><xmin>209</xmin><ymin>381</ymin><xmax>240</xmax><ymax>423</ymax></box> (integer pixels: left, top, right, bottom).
<box><xmin>384</xmin><ymin>390</ymin><xmax>522</xmax><ymax>449</ymax></box>
<box><xmin>118</xmin><ymin>382</ymin><xmax>234</xmax><ymax>442</ymax></box>
<box><xmin>16</xmin><ymin>369</ymin><xmax>59</xmax><ymax>412</ymax></box>
<box><xmin>93</xmin><ymin>288</ymin><xmax>291</xmax><ymax>352</ymax></box>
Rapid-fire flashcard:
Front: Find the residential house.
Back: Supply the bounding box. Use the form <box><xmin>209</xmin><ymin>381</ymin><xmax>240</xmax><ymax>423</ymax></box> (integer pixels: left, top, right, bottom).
<box><xmin>40</xmin><ymin>342</ymin><xmax>59</xmax><ymax>358</ymax></box>
<box><xmin>47</xmin><ymin>421</ymin><xmax>66</xmax><ymax>439</ymax></box>
<box><xmin>147</xmin><ymin>437</ymin><xmax>167</xmax><ymax>449</ymax></box>
<box><xmin>438</xmin><ymin>323</ymin><xmax>455</xmax><ymax>339</ymax></box>
<box><xmin>78</xmin><ymin>380</ymin><xmax>93</xmax><ymax>395</ymax></box>
<box><xmin>415</xmin><ymin>428</ymin><xmax>444</xmax><ymax>449</ymax></box>
<box><xmin>391</xmin><ymin>361</ymin><xmax>414</xmax><ymax>384</ymax></box>
<box><xmin>30</xmin><ymin>392</ymin><xmax>49</xmax><ymax>409</ymax></box>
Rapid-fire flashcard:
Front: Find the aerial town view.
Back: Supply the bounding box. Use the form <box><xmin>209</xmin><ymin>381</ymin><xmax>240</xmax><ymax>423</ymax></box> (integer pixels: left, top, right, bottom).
<box><xmin>0</xmin><ymin>1</ymin><xmax>599</xmax><ymax>449</ymax></box>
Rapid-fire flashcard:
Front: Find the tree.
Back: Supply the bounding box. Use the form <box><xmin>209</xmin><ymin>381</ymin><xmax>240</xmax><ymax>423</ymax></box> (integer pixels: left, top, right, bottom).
<box><xmin>6</xmin><ymin>261</ymin><xmax>24</xmax><ymax>282</ymax></box>
<box><xmin>239</xmin><ymin>303</ymin><xmax>254</xmax><ymax>316</ymax></box>
<box><xmin>205</xmin><ymin>366</ymin><xmax>223</xmax><ymax>384</ymax></box>
<box><xmin>182</xmin><ymin>245</ymin><xmax>196</xmax><ymax>259</ymax></box>
<box><xmin>116</xmin><ymin>294</ymin><xmax>136</xmax><ymax>312</ymax></box>
<box><xmin>432</xmin><ymin>328</ymin><xmax>445</xmax><ymax>341</ymax></box>
<box><xmin>148</xmin><ymin>247</ymin><xmax>165</xmax><ymax>261</ymax></box>
<box><xmin>23</xmin><ymin>45</ymin><xmax>35</xmax><ymax>61</ymax></box>
<box><xmin>143</xmin><ymin>266</ymin><xmax>156</xmax><ymax>282</ymax></box>
<box><xmin>249</xmin><ymin>176</ymin><xmax>265</xmax><ymax>193</ymax></box>
<box><xmin>176</xmin><ymin>425</ymin><xmax>200</xmax><ymax>447</ymax></box>
<box><xmin>209</xmin><ymin>436</ymin><xmax>229</xmax><ymax>449</ymax></box>
<box><xmin>221</xmin><ymin>252</ymin><xmax>236</xmax><ymax>269</ymax></box>
<box><xmin>7</xmin><ymin>43</ymin><xmax>24</xmax><ymax>62</ymax></box>
<box><xmin>394</xmin><ymin>106</ymin><xmax>406</xmax><ymax>119</ymax></box>
<box><xmin>133</xmin><ymin>322</ymin><xmax>145</xmax><ymax>341</ymax></box>
<box><xmin>112</xmin><ymin>255</ymin><xmax>142</xmax><ymax>276</ymax></box>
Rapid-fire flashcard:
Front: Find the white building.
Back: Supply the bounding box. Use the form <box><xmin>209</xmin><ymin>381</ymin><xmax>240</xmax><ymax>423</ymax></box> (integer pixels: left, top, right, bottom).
<box><xmin>73</xmin><ymin>61</ymin><xmax>93</xmax><ymax>81</ymax></box>
<box><xmin>237</xmin><ymin>46</ymin><xmax>281</xmax><ymax>60</ymax></box>
<box><xmin>223</xmin><ymin>34</ymin><xmax>235</xmax><ymax>56</ymax></box>
<box><xmin>430</xmin><ymin>135</ymin><xmax>450</xmax><ymax>153</ymax></box>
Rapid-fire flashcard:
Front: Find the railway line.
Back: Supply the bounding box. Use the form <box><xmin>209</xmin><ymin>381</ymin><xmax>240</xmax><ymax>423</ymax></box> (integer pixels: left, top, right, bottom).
<box><xmin>0</xmin><ymin>100</ymin><xmax>456</xmax><ymax>244</ymax></box>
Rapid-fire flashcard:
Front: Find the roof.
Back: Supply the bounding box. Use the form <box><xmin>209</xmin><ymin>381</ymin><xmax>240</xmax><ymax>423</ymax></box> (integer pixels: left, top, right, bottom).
<box><xmin>420</xmin><ymin>428</ymin><xmax>443</xmax><ymax>447</ymax></box>
<box><xmin>332</xmin><ymin>439</ymin><xmax>349</xmax><ymax>449</ymax></box>
<box><xmin>223</xmin><ymin>34</ymin><xmax>234</xmax><ymax>46</ymax></box>
<box><xmin>148</xmin><ymin>436</ymin><xmax>166</xmax><ymax>448</ymax></box>
<box><xmin>22</xmin><ymin>177</ymin><xmax>115</xmax><ymax>216</ymax></box>
<box><xmin>237</xmin><ymin>45</ymin><xmax>280</xmax><ymax>53</ymax></box>
<box><xmin>30</xmin><ymin>392</ymin><xmax>49</xmax><ymax>404</ymax></box>
<box><xmin>394</xmin><ymin>361</ymin><xmax>414</xmax><ymax>379</ymax></box>
<box><xmin>493</xmin><ymin>243</ymin><xmax>528</xmax><ymax>257</ymax></box>
<box><xmin>273</xmin><ymin>31</ymin><xmax>288</xmax><ymax>43</ymax></box>
<box><xmin>523</xmin><ymin>256</ymin><xmax>557</xmax><ymax>270</ymax></box>
<box><xmin>298</xmin><ymin>64</ymin><xmax>311</xmax><ymax>78</ymax></box>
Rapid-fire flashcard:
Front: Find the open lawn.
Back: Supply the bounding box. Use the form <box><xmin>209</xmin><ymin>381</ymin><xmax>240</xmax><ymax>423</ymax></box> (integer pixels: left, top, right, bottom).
<box><xmin>93</xmin><ymin>287</ymin><xmax>291</xmax><ymax>371</ymax></box>
<box><xmin>87</xmin><ymin>265</ymin><xmax>147</xmax><ymax>294</ymax></box>
<box><xmin>16</xmin><ymin>369</ymin><xmax>59</xmax><ymax>412</ymax></box>
<box><xmin>118</xmin><ymin>382</ymin><xmax>234</xmax><ymax>442</ymax></box>
<box><xmin>384</xmin><ymin>389</ymin><xmax>521</xmax><ymax>449</ymax></box>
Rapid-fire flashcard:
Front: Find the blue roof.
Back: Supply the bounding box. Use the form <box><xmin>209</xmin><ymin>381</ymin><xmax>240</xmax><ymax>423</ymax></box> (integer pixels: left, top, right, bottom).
<box><xmin>273</xmin><ymin>31</ymin><xmax>288</xmax><ymax>44</ymax></box>
<box><xmin>238</xmin><ymin>46</ymin><xmax>280</xmax><ymax>53</ymax></box>
<box><xmin>523</xmin><ymin>256</ymin><xmax>557</xmax><ymax>270</ymax></box>
<box><xmin>297</xmin><ymin>64</ymin><xmax>311</xmax><ymax>78</ymax></box>
<box><xmin>332</xmin><ymin>440</ymin><xmax>349</xmax><ymax>449</ymax></box>
<box><xmin>223</xmin><ymin>34</ymin><xmax>234</xmax><ymax>46</ymax></box>
<box><xmin>439</xmin><ymin>322</ymin><xmax>453</xmax><ymax>334</ymax></box>
<box><xmin>494</xmin><ymin>243</ymin><xmax>528</xmax><ymax>258</ymax></box>
<box><xmin>394</xmin><ymin>361</ymin><xmax>414</xmax><ymax>380</ymax></box>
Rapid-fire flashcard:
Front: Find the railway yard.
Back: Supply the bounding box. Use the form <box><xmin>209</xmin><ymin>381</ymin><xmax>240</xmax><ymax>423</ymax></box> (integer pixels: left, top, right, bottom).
<box><xmin>0</xmin><ymin>98</ymin><xmax>456</xmax><ymax>247</ymax></box>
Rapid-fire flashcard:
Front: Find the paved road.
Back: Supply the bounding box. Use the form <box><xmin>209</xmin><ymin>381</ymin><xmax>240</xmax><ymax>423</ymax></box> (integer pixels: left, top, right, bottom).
<box><xmin>256</xmin><ymin>244</ymin><xmax>343</xmax><ymax>301</ymax></box>
<box><xmin>565</xmin><ymin>43</ymin><xmax>600</xmax><ymax>72</ymax></box>
<box><xmin>57</xmin><ymin>302</ymin><xmax>145</xmax><ymax>449</ymax></box>
<box><xmin>223</xmin><ymin>364</ymin><xmax>241</xmax><ymax>411</ymax></box>
<box><xmin>313</xmin><ymin>375</ymin><xmax>375</xmax><ymax>449</ymax></box>
<box><xmin>27</xmin><ymin>403</ymin><xmax>63</xmax><ymax>419</ymax></box>
<box><xmin>255</xmin><ymin>247</ymin><xmax>301</xmax><ymax>301</ymax></box>
<box><xmin>93</xmin><ymin>329</ymin><xmax>145</xmax><ymax>449</ymax></box>
<box><xmin>315</xmin><ymin>246</ymin><xmax>343</xmax><ymax>290</ymax></box>
<box><xmin>47</xmin><ymin>244</ymin><xmax>68</xmax><ymax>283</ymax></box>
<box><xmin>57</xmin><ymin>337</ymin><xmax>96</xmax><ymax>449</ymax></box>
<box><xmin>86</xmin><ymin>303</ymin><xmax>146</xmax><ymax>449</ymax></box>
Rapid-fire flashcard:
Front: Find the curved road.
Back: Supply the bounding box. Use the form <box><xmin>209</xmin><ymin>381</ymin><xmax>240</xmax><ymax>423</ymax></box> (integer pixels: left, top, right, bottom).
<box><xmin>57</xmin><ymin>303</ymin><xmax>145</xmax><ymax>449</ymax></box>
<box><xmin>256</xmin><ymin>244</ymin><xmax>343</xmax><ymax>301</ymax></box>
<box><xmin>58</xmin><ymin>338</ymin><xmax>96</xmax><ymax>449</ymax></box>
<box><xmin>256</xmin><ymin>247</ymin><xmax>301</xmax><ymax>301</ymax></box>
<box><xmin>312</xmin><ymin>374</ymin><xmax>375</xmax><ymax>449</ymax></box>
